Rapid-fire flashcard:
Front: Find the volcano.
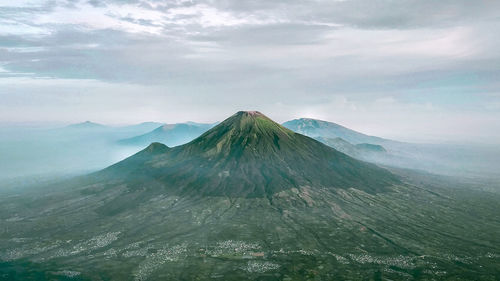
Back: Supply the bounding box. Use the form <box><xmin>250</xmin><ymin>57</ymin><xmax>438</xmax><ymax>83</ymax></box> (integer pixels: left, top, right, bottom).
<box><xmin>102</xmin><ymin>111</ymin><xmax>399</xmax><ymax>197</ymax></box>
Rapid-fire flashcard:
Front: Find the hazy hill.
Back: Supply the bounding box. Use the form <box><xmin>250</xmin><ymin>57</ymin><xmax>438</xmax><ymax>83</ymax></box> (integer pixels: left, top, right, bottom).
<box><xmin>315</xmin><ymin>137</ymin><xmax>387</xmax><ymax>160</ymax></box>
<box><xmin>60</xmin><ymin>121</ymin><xmax>165</xmax><ymax>137</ymax></box>
<box><xmin>121</xmin><ymin>122</ymin><xmax>165</xmax><ymax>132</ymax></box>
<box><xmin>118</xmin><ymin>122</ymin><xmax>214</xmax><ymax>148</ymax></box>
<box><xmin>65</xmin><ymin>121</ymin><xmax>106</xmax><ymax>130</ymax></box>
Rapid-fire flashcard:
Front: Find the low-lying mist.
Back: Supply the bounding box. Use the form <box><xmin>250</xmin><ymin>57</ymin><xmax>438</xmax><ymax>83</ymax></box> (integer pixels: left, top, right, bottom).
<box><xmin>0</xmin><ymin>123</ymin><xmax>499</xmax><ymax>192</ymax></box>
<box><xmin>0</xmin><ymin>125</ymin><xmax>153</xmax><ymax>186</ymax></box>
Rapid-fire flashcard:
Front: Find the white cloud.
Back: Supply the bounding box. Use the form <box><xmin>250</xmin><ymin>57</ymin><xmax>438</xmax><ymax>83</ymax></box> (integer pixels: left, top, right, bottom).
<box><xmin>26</xmin><ymin>1</ymin><xmax>283</xmax><ymax>36</ymax></box>
<box><xmin>33</xmin><ymin>3</ymin><xmax>163</xmax><ymax>34</ymax></box>
<box><xmin>163</xmin><ymin>4</ymin><xmax>283</xmax><ymax>27</ymax></box>
<box><xmin>0</xmin><ymin>0</ymin><xmax>40</xmax><ymax>8</ymax></box>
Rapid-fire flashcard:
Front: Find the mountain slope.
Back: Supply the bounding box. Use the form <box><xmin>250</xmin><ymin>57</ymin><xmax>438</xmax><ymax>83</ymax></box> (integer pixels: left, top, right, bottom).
<box><xmin>2</xmin><ymin>167</ymin><xmax>499</xmax><ymax>280</ymax></box>
<box><xmin>283</xmin><ymin>118</ymin><xmax>389</xmax><ymax>145</ymax></box>
<box><xmin>103</xmin><ymin>111</ymin><xmax>399</xmax><ymax>197</ymax></box>
<box><xmin>118</xmin><ymin>122</ymin><xmax>214</xmax><ymax>147</ymax></box>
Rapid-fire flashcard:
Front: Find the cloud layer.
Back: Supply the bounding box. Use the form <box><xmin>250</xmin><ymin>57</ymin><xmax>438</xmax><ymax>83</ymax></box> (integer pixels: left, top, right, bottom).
<box><xmin>1</xmin><ymin>0</ymin><xmax>499</xmax><ymax>143</ymax></box>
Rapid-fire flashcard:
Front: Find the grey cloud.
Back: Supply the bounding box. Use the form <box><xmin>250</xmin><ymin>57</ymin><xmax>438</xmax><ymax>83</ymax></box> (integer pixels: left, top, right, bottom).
<box><xmin>0</xmin><ymin>29</ymin><xmax>190</xmax><ymax>82</ymax></box>
<box><xmin>0</xmin><ymin>0</ymin><xmax>499</xmax><ymax>143</ymax></box>
<box><xmin>188</xmin><ymin>23</ymin><xmax>335</xmax><ymax>46</ymax></box>
<box><xmin>206</xmin><ymin>0</ymin><xmax>500</xmax><ymax>29</ymax></box>
<box><xmin>6</xmin><ymin>0</ymin><xmax>496</xmax><ymax>31</ymax></box>
<box><xmin>1</xmin><ymin>26</ymin><xmax>292</xmax><ymax>85</ymax></box>
<box><xmin>102</xmin><ymin>0</ymin><xmax>500</xmax><ymax>30</ymax></box>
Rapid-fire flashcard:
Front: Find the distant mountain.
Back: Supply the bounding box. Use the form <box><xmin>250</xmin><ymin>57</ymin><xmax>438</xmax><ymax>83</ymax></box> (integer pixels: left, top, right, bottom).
<box><xmin>282</xmin><ymin>118</ymin><xmax>388</xmax><ymax>145</ymax></box>
<box><xmin>54</xmin><ymin>121</ymin><xmax>167</xmax><ymax>140</ymax></box>
<box><xmin>119</xmin><ymin>122</ymin><xmax>165</xmax><ymax>133</ymax></box>
<box><xmin>66</xmin><ymin>121</ymin><xmax>106</xmax><ymax>130</ymax></box>
<box><xmin>283</xmin><ymin>118</ymin><xmax>500</xmax><ymax>178</ymax></box>
<box><xmin>64</xmin><ymin>121</ymin><xmax>164</xmax><ymax>135</ymax></box>
<box><xmin>356</xmin><ymin>143</ymin><xmax>386</xmax><ymax>152</ymax></box>
<box><xmin>282</xmin><ymin>118</ymin><xmax>433</xmax><ymax>173</ymax></box>
<box><xmin>315</xmin><ymin>137</ymin><xmax>387</xmax><ymax>160</ymax></box>
<box><xmin>118</xmin><ymin>122</ymin><xmax>215</xmax><ymax>147</ymax></box>
<box><xmin>1</xmin><ymin>112</ymin><xmax>499</xmax><ymax>280</ymax></box>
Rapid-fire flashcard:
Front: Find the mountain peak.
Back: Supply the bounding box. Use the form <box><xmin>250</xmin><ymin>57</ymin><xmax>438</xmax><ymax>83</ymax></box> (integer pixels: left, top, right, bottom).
<box><xmin>81</xmin><ymin>121</ymin><xmax>101</xmax><ymax>126</ymax></box>
<box><xmin>67</xmin><ymin>121</ymin><xmax>105</xmax><ymax>129</ymax></box>
<box><xmin>230</xmin><ymin>110</ymin><xmax>274</xmax><ymax>126</ymax></box>
<box><xmin>236</xmin><ymin>110</ymin><xmax>264</xmax><ymax>117</ymax></box>
<box><xmin>231</xmin><ymin>110</ymin><xmax>271</xmax><ymax>125</ymax></box>
<box><xmin>183</xmin><ymin>111</ymin><xmax>294</xmax><ymax>158</ymax></box>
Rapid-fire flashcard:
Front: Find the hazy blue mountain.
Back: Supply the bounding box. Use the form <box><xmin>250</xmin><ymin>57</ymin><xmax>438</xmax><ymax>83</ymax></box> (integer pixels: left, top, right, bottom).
<box><xmin>118</xmin><ymin>122</ymin><xmax>215</xmax><ymax>147</ymax></box>
<box><xmin>65</xmin><ymin>121</ymin><xmax>106</xmax><ymax>130</ymax></box>
<box><xmin>1</xmin><ymin>111</ymin><xmax>499</xmax><ymax>280</ymax></box>
<box><xmin>119</xmin><ymin>122</ymin><xmax>165</xmax><ymax>134</ymax></box>
<box><xmin>60</xmin><ymin>121</ymin><xmax>165</xmax><ymax>137</ymax></box>
<box><xmin>315</xmin><ymin>137</ymin><xmax>387</xmax><ymax>160</ymax></box>
<box><xmin>284</xmin><ymin>118</ymin><xmax>500</xmax><ymax>178</ymax></box>
<box><xmin>282</xmin><ymin>118</ymin><xmax>389</xmax><ymax>144</ymax></box>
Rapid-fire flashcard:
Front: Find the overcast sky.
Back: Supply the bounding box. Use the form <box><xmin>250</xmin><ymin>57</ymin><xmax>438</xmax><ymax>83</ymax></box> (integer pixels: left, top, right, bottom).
<box><xmin>1</xmin><ymin>0</ymin><xmax>499</xmax><ymax>143</ymax></box>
